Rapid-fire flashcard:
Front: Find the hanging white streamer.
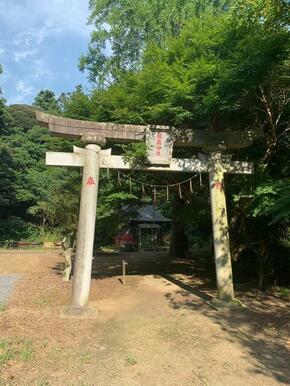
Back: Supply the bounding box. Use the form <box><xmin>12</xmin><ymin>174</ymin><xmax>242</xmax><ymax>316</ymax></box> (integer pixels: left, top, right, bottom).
<box><xmin>189</xmin><ymin>179</ymin><xmax>193</xmax><ymax>194</ymax></box>
<box><xmin>179</xmin><ymin>184</ymin><xmax>183</xmax><ymax>199</ymax></box>
<box><xmin>154</xmin><ymin>186</ymin><xmax>157</xmax><ymax>204</ymax></box>
<box><xmin>142</xmin><ymin>183</ymin><xmax>146</xmax><ymax>198</ymax></box>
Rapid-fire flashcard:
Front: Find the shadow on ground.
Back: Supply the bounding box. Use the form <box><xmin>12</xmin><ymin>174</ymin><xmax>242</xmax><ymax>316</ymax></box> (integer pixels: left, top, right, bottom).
<box><xmin>51</xmin><ymin>251</ymin><xmax>290</xmax><ymax>384</ymax></box>
<box><xmin>161</xmin><ymin>273</ymin><xmax>290</xmax><ymax>385</ymax></box>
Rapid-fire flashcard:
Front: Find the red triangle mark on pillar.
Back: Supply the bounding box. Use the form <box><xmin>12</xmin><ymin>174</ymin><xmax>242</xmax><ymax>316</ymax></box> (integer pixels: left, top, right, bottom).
<box><xmin>86</xmin><ymin>176</ymin><xmax>96</xmax><ymax>186</ymax></box>
<box><xmin>212</xmin><ymin>181</ymin><xmax>223</xmax><ymax>191</ymax></box>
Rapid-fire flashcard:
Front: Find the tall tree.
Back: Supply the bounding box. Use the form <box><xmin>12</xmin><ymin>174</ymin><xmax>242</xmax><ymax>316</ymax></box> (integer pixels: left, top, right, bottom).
<box><xmin>0</xmin><ymin>66</ymin><xmax>13</xmax><ymax>135</ymax></box>
<box><xmin>61</xmin><ymin>86</ymin><xmax>94</xmax><ymax>119</ymax></box>
<box><xmin>80</xmin><ymin>0</ymin><xmax>230</xmax><ymax>84</ymax></box>
<box><xmin>33</xmin><ymin>90</ymin><xmax>60</xmax><ymax>114</ymax></box>
<box><xmin>81</xmin><ymin>0</ymin><xmax>290</xmax><ymax>85</ymax></box>
<box><xmin>88</xmin><ymin>8</ymin><xmax>289</xmax><ymax>131</ymax></box>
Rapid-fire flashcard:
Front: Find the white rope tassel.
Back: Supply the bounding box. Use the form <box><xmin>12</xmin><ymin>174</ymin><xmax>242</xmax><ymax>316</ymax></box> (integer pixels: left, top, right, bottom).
<box><xmin>117</xmin><ymin>171</ymin><xmax>121</xmax><ymax>187</ymax></box>
<box><xmin>106</xmin><ymin>168</ymin><xmax>110</xmax><ymax>179</ymax></box>
<box><xmin>179</xmin><ymin>184</ymin><xmax>183</xmax><ymax>199</ymax></box>
<box><xmin>199</xmin><ymin>172</ymin><xmax>203</xmax><ymax>187</ymax></box>
<box><xmin>154</xmin><ymin>186</ymin><xmax>157</xmax><ymax>204</ymax></box>
<box><xmin>189</xmin><ymin>179</ymin><xmax>193</xmax><ymax>194</ymax></box>
<box><xmin>167</xmin><ymin>186</ymin><xmax>170</xmax><ymax>201</ymax></box>
<box><xmin>129</xmin><ymin>178</ymin><xmax>132</xmax><ymax>194</ymax></box>
<box><xmin>142</xmin><ymin>183</ymin><xmax>146</xmax><ymax>198</ymax></box>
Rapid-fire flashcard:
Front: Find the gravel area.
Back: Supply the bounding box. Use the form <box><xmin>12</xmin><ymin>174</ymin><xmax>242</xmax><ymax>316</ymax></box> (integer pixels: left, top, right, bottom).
<box><xmin>0</xmin><ymin>275</ymin><xmax>21</xmax><ymax>304</ymax></box>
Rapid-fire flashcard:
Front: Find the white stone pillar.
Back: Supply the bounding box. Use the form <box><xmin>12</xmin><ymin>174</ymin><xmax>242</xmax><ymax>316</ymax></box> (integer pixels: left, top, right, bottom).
<box><xmin>208</xmin><ymin>152</ymin><xmax>235</xmax><ymax>302</ymax></box>
<box><xmin>72</xmin><ymin>144</ymin><xmax>100</xmax><ymax>308</ymax></box>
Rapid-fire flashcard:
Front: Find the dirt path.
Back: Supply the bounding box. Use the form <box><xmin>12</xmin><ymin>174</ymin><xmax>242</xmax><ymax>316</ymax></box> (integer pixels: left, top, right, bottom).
<box><xmin>0</xmin><ymin>252</ymin><xmax>289</xmax><ymax>386</ymax></box>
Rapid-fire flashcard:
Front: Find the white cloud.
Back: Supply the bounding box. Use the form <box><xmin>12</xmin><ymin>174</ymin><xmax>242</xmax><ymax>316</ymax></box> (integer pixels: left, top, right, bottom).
<box><xmin>12</xmin><ymin>23</ymin><xmax>63</xmax><ymax>48</ymax></box>
<box><xmin>13</xmin><ymin>49</ymin><xmax>37</xmax><ymax>63</ymax></box>
<box><xmin>0</xmin><ymin>0</ymin><xmax>91</xmax><ymax>105</ymax></box>
<box><xmin>0</xmin><ymin>0</ymin><xmax>91</xmax><ymax>38</ymax></box>
<box><xmin>29</xmin><ymin>59</ymin><xmax>53</xmax><ymax>81</ymax></box>
<box><xmin>6</xmin><ymin>79</ymin><xmax>34</xmax><ymax>104</ymax></box>
<box><xmin>16</xmin><ymin>80</ymin><xmax>34</xmax><ymax>96</ymax></box>
<box><xmin>8</xmin><ymin>94</ymin><xmax>26</xmax><ymax>104</ymax></box>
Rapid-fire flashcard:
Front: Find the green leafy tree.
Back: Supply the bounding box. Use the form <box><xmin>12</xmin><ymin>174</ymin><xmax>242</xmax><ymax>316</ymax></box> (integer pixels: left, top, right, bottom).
<box><xmin>21</xmin><ymin>165</ymin><xmax>81</xmax><ymax>239</ymax></box>
<box><xmin>86</xmin><ymin>9</ymin><xmax>289</xmax><ymax>133</ymax></box>
<box><xmin>80</xmin><ymin>0</ymin><xmax>230</xmax><ymax>84</ymax></box>
<box><xmin>0</xmin><ymin>69</ymin><xmax>16</xmax><ymax>211</ymax></box>
<box><xmin>61</xmin><ymin>85</ymin><xmax>94</xmax><ymax>119</ymax></box>
<box><xmin>81</xmin><ymin>0</ymin><xmax>290</xmax><ymax>85</ymax></box>
<box><xmin>0</xmin><ymin>101</ymin><xmax>79</xmax><ymax>242</ymax></box>
<box><xmin>8</xmin><ymin>104</ymin><xmax>38</xmax><ymax>132</ymax></box>
<box><xmin>0</xmin><ymin>140</ymin><xmax>16</xmax><ymax>209</ymax></box>
<box><xmin>0</xmin><ymin>67</ymin><xmax>13</xmax><ymax>135</ymax></box>
<box><xmin>33</xmin><ymin>90</ymin><xmax>60</xmax><ymax>114</ymax></box>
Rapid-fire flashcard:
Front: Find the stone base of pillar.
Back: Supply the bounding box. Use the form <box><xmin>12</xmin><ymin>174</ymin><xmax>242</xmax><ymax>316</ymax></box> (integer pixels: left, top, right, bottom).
<box><xmin>206</xmin><ymin>298</ymin><xmax>246</xmax><ymax>311</ymax></box>
<box><xmin>60</xmin><ymin>305</ymin><xmax>98</xmax><ymax>319</ymax></box>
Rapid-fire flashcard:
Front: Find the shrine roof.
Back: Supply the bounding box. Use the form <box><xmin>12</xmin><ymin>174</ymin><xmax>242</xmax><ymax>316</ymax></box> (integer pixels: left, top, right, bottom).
<box><xmin>124</xmin><ymin>204</ymin><xmax>171</xmax><ymax>223</ymax></box>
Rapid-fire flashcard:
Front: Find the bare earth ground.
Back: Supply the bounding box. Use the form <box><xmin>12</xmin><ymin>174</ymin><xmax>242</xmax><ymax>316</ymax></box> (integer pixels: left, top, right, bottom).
<box><xmin>0</xmin><ymin>252</ymin><xmax>289</xmax><ymax>386</ymax></box>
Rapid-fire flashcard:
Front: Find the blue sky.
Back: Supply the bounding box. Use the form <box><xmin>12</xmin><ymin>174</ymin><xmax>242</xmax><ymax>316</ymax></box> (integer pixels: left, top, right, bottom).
<box><xmin>0</xmin><ymin>0</ymin><xmax>92</xmax><ymax>105</ymax></box>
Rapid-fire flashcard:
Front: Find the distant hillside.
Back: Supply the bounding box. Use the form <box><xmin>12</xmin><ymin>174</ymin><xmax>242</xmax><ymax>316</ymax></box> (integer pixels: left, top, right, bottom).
<box><xmin>8</xmin><ymin>104</ymin><xmax>41</xmax><ymax>132</ymax></box>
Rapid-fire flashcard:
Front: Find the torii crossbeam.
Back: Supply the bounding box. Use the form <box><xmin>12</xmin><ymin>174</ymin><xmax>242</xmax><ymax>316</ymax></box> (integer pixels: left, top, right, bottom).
<box><xmin>37</xmin><ymin>111</ymin><xmax>256</xmax><ymax>312</ymax></box>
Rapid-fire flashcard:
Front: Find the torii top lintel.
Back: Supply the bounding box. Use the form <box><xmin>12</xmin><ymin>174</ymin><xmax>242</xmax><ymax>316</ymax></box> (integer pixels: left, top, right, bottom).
<box><xmin>36</xmin><ymin>111</ymin><xmax>257</xmax><ymax>150</ymax></box>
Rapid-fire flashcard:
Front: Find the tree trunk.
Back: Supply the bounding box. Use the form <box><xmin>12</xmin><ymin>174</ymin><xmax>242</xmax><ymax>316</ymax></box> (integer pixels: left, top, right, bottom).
<box><xmin>169</xmin><ymin>194</ymin><xmax>188</xmax><ymax>259</ymax></box>
<box><xmin>258</xmin><ymin>260</ymin><xmax>264</xmax><ymax>290</ymax></box>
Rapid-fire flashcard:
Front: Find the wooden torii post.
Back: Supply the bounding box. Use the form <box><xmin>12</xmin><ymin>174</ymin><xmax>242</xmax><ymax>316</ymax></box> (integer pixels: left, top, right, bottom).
<box><xmin>36</xmin><ymin>111</ymin><xmax>256</xmax><ymax>312</ymax></box>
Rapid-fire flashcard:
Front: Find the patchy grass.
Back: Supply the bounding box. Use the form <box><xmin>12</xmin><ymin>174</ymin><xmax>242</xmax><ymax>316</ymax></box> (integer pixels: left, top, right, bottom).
<box><xmin>36</xmin><ymin>381</ymin><xmax>50</xmax><ymax>386</ymax></box>
<box><xmin>126</xmin><ymin>353</ymin><xmax>137</xmax><ymax>366</ymax></box>
<box><xmin>19</xmin><ymin>338</ymin><xmax>34</xmax><ymax>361</ymax></box>
<box><xmin>33</xmin><ymin>297</ymin><xmax>52</xmax><ymax>308</ymax></box>
<box><xmin>0</xmin><ymin>382</ymin><xmax>12</xmax><ymax>386</ymax></box>
<box><xmin>0</xmin><ymin>337</ymin><xmax>35</xmax><ymax>369</ymax></box>
<box><xmin>0</xmin><ymin>339</ymin><xmax>14</xmax><ymax>369</ymax></box>
<box><xmin>279</xmin><ymin>287</ymin><xmax>290</xmax><ymax>301</ymax></box>
<box><xmin>70</xmin><ymin>383</ymin><xmax>93</xmax><ymax>386</ymax></box>
<box><xmin>79</xmin><ymin>350</ymin><xmax>92</xmax><ymax>365</ymax></box>
<box><xmin>100</xmin><ymin>245</ymin><xmax>118</xmax><ymax>253</ymax></box>
<box><xmin>0</xmin><ymin>303</ymin><xmax>5</xmax><ymax>312</ymax></box>
<box><xmin>263</xmin><ymin>324</ymin><xmax>278</xmax><ymax>337</ymax></box>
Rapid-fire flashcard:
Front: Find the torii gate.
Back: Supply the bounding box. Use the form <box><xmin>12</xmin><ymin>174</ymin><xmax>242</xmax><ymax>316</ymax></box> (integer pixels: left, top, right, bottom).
<box><xmin>36</xmin><ymin>111</ymin><xmax>256</xmax><ymax>312</ymax></box>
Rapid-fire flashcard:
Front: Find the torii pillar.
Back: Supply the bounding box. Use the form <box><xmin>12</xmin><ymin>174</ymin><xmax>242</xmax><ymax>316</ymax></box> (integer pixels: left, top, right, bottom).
<box><xmin>71</xmin><ymin>134</ymin><xmax>105</xmax><ymax>312</ymax></box>
<box><xmin>73</xmin><ymin>143</ymin><xmax>99</xmax><ymax>308</ymax></box>
<box><xmin>208</xmin><ymin>151</ymin><xmax>234</xmax><ymax>303</ymax></box>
